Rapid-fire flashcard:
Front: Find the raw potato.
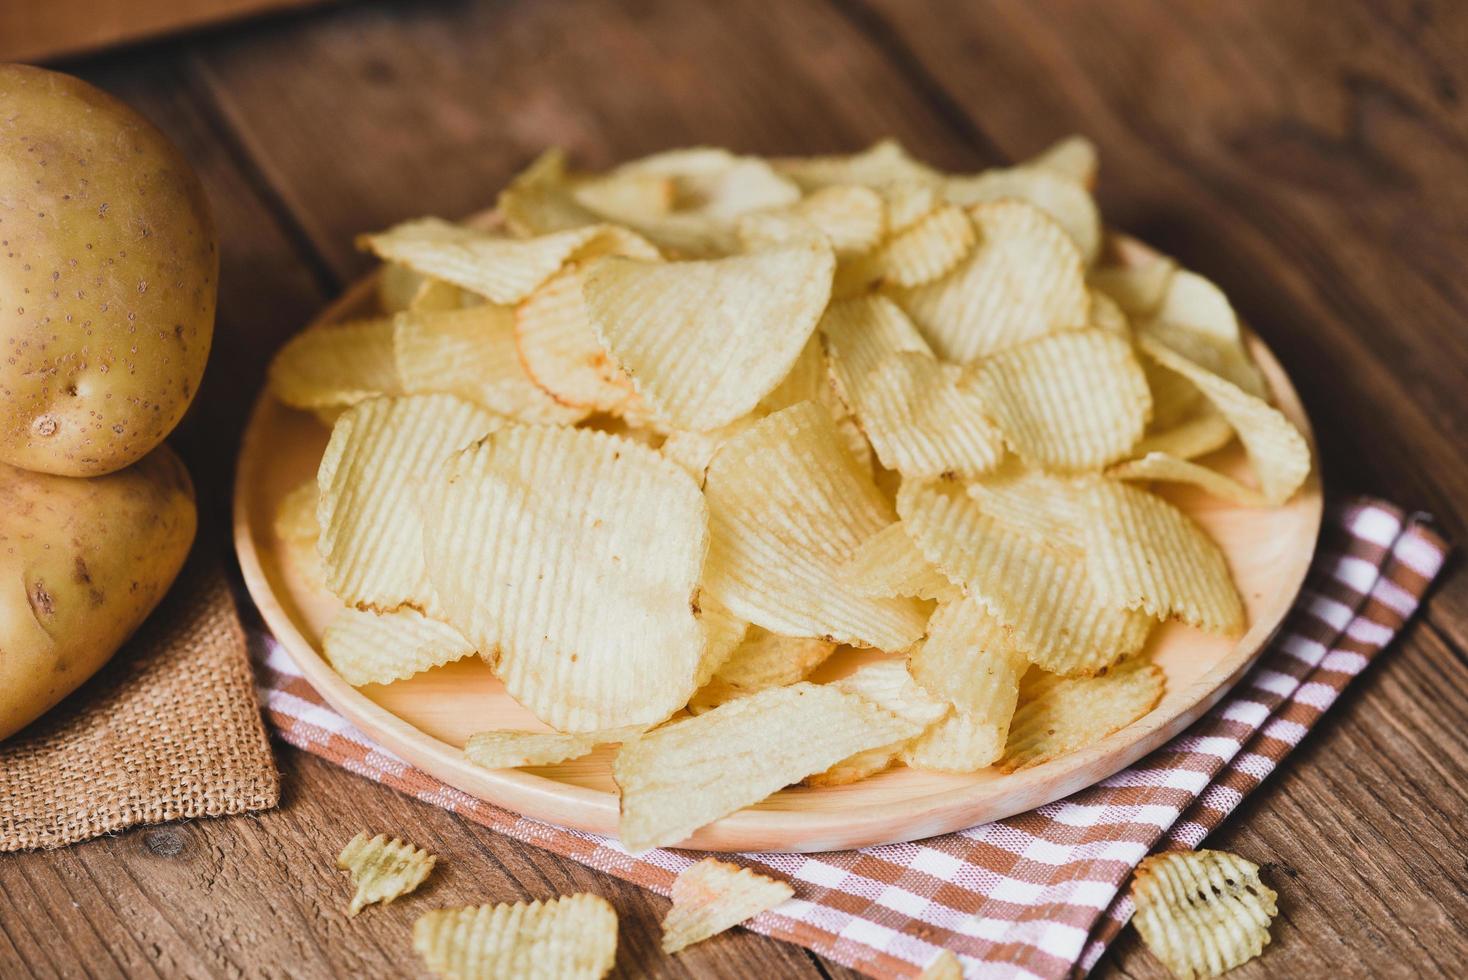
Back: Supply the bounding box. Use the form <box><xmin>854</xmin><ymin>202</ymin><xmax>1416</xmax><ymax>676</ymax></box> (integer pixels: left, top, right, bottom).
<box><xmin>0</xmin><ymin>66</ymin><xmax>217</xmax><ymax>476</ymax></box>
<box><xmin>0</xmin><ymin>446</ymin><xmax>196</xmax><ymax>740</ymax></box>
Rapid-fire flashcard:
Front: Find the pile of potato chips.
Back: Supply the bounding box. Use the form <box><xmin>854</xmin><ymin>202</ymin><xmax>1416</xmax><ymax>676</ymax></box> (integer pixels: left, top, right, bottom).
<box><xmin>270</xmin><ymin>136</ymin><xmax>1311</xmax><ymax>852</ymax></box>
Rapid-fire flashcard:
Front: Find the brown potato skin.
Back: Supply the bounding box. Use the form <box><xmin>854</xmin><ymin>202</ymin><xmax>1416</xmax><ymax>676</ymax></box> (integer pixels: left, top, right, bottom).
<box><xmin>0</xmin><ymin>64</ymin><xmax>217</xmax><ymax>476</ymax></box>
<box><xmin>0</xmin><ymin>444</ymin><xmax>196</xmax><ymax>741</ymax></box>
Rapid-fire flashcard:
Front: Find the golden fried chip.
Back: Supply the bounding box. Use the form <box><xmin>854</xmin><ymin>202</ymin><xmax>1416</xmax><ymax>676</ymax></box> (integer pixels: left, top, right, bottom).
<box><xmin>497</xmin><ymin>148</ymin><xmax>604</xmax><ymax>237</ymax></box>
<box><xmin>572</xmin><ymin>171</ymin><xmax>674</xmax><ymax>220</ymax></box>
<box><xmin>275</xmin><ymin>479</ymin><xmax>319</xmax><ymax>542</ymax></box>
<box><xmin>514</xmin><ymin>265</ymin><xmax>639</xmax><ymax>413</ymax></box>
<box><xmin>855</xmin><ymin>204</ymin><xmax>976</xmax><ymax>290</ymax></box>
<box><xmin>899</xmin><ymin>480</ymin><xmax>1152</xmax><ymax>675</ymax></box>
<box><xmin>463</xmin><ymin>727</ymin><xmax>639</xmax><ymax>770</ymax></box>
<box><xmin>774</xmin><ymin>139</ymin><xmax>940</xmax><ymax>193</ymax></box>
<box><xmin>1139</xmin><ymin>335</ymin><xmax>1310</xmax><ymax>505</ymax></box>
<box><xmin>811</xmin><ymin>659</ymin><xmax>951</xmax><ymax>785</ymax></box>
<box><xmin>1079</xmin><ymin>479</ymin><xmax>1244</xmax><ymax>634</ymax></box>
<box><xmin>999</xmin><ymin>659</ymin><xmax>1165</xmax><ymax>771</ymax></box>
<box><xmin>613</xmin><ymin>682</ymin><xmax>919</xmax><ymax>851</ymax></box>
<box><xmin>1131</xmin><ymin>850</ymin><xmax>1278</xmax><ymax>980</ymax></box>
<box><xmin>943</xmin><ymin>166</ymin><xmax>1101</xmax><ymax>264</ymax></box>
<box><xmin>695</xmin><ymin>591</ymin><xmax>751</xmax><ymax>687</ymax></box>
<box><xmin>379</xmin><ymin>262</ymin><xmax>427</xmax><ymax>314</ymax></box>
<box><xmin>702</xmin><ymin>402</ymin><xmax>930</xmax><ymax>650</ymax></box>
<box><xmin>902</xmin><ymin>598</ymin><xmax>1028</xmax><ymax>772</ymax></box>
<box><xmin>583</xmin><ymin>242</ymin><xmax>834</xmax><ymax>430</ymax></box>
<box><xmin>269</xmin><ymin>318</ymin><xmax>401</xmax><ymax>411</ymax></box>
<box><xmin>964</xmin><ymin>460</ymin><xmax>1084</xmax><ymax>551</ymax></box>
<box><xmin>421</xmin><ymin>426</ymin><xmax>707</xmax><ymax>731</ymax></box>
<box><xmin>919</xmin><ymin>950</ymin><xmax>964</xmax><ymax>980</ymax></box>
<box><xmin>414</xmin><ymin>894</ymin><xmax>618</xmax><ymax>980</ymax></box>
<box><xmin>1109</xmin><ymin>452</ymin><xmax>1268</xmax><ymax>507</ymax></box>
<box><xmin>661</xmin><ymin>859</ymin><xmax>794</xmax><ymax>953</ymax></box>
<box><xmin>337</xmin><ymin>831</ymin><xmax>436</xmax><ymax>917</ymax></box>
<box><xmin>1133</xmin><ymin>407</ymin><xmax>1236</xmax><ymax>461</ymax></box>
<box><xmin>410</xmin><ymin>276</ymin><xmax>479</xmax><ymax>313</ymax></box>
<box><xmin>394</xmin><ymin>304</ymin><xmax>587</xmax><ymax>425</ymax></box>
<box><xmin>1089</xmin><ymin>289</ymin><xmax>1130</xmax><ymax>335</ymax></box>
<box><xmin>1090</xmin><ymin>258</ymin><xmax>1178</xmax><ymax>319</ymax></box>
<box><xmin>318</xmin><ymin>394</ymin><xmax>502</xmax><ymax>613</ymax></box>
<box><xmin>884</xmin><ymin>182</ymin><xmax>941</xmax><ymax>233</ymax></box>
<box><xmin>323</xmin><ymin>607</ymin><xmax>475</xmax><ymax>686</ymax></box>
<box><xmin>893</xmin><ymin>200</ymin><xmax>1089</xmax><ymax>363</ymax></box>
<box><xmin>840</xmin><ymin>520</ymin><xmax>960</xmax><ymax>602</ymax></box>
<box><xmin>688</xmin><ymin>628</ymin><xmax>836</xmax><ymax>713</ymax></box>
<box><xmin>737</xmin><ymin>185</ymin><xmax>886</xmax><ymax>257</ymax></box>
<box><xmin>1142</xmin><ymin>269</ymin><xmax>1266</xmax><ymax>398</ymax></box>
<box><xmin>973</xmin><ymin>329</ymin><xmax>1150</xmax><ymax>471</ymax></box>
<box><xmin>1027</xmin><ymin>134</ymin><xmax>1099</xmax><ymax>188</ymax></box>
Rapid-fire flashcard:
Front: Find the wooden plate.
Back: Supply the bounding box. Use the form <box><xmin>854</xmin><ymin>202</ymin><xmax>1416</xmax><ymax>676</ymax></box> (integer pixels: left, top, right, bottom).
<box><xmin>233</xmin><ymin>233</ymin><xmax>1322</xmax><ymax>853</ymax></box>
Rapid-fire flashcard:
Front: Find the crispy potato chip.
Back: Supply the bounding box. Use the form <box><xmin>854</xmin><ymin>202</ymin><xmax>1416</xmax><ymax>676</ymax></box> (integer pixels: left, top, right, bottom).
<box><xmin>361</xmin><ymin>217</ymin><xmax>658</xmax><ymax>304</ymax></box>
<box><xmin>902</xmin><ymin>598</ymin><xmax>1027</xmax><ymax>772</ymax></box>
<box><xmin>737</xmin><ymin>185</ymin><xmax>886</xmax><ymax>257</ymax></box>
<box><xmin>498</xmin><ymin>148</ymin><xmax>605</xmax><ymax>237</ymax></box>
<box><xmin>893</xmin><ymin>200</ymin><xmax>1090</xmax><ymax>363</ymax></box>
<box><xmin>964</xmin><ymin>460</ymin><xmax>1084</xmax><ymax>551</ymax></box>
<box><xmin>811</xmin><ymin>659</ymin><xmax>951</xmax><ymax>785</ymax></box>
<box><xmin>614</xmin><ymin>681</ymin><xmax>919</xmax><ymax>851</ymax></box>
<box><xmin>695</xmin><ymin>591</ymin><xmax>750</xmax><ymax>687</ymax></box>
<box><xmin>463</xmin><ymin>727</ymin><xmax>638</xmax><ymax>770</ymax></box>
<box><xmin>379</xmin><ymin>262</ymin><xmax>427</xmax><ymax>314</ymax></box>
<box><xmin>899</xmin><ymin>480</ymin><xmax>1152</xmax><ymax>676</ymax></box>
<box><xmin>323</xmin><ymin>607</ymin><xmax>476</xmax><ymax>686</ymax></box>
<box><xmin>1143</xmin><ymin>269</ymin><xmax>1266</xmax><ymax>398</ymax></box>
<box><xmin>1109</xmin><ymin>452</ymin><xmax>1268</xmax><ymax>507</ymax></box>
<box><xmin>1134</xmin><ymin>407</ymin><xmax>1236</xmax><ymax>460</ymax></box>
<box><xmin>583</xmin><ymin>242</ymin><xmax>835</xmax><ymax>430</ymax></box>
<box><xmin>572</xmin><ymin>171</ymin><xmax>674</xmax><ymax>219</ymax></box>
<box><xmin>269</xmin><ymin>318</ymin><xmax>402</xmax><ymax>410</ymax></box>
<box><xmin>410</xmin><ymin>276</ymin><xmax>480</xmax><ymax>313</ymax></box>
<box><xmin>1089</xmin><ymin>289</ymin><xmax>1130</xmax><ymax>335</ymax></box>
<box><xmin>884</xmin><ymin>182</ymin><xmax>941</xmax><ymax>233</ymax></box>
<box><xmin>616</xmin><ymin>148</ymin><xmax>800</xmax><ymax>218</ymax></box>
<box><xmin>1140</xmin><ymin>346</ymin><xmax>1206</xmax><ymax>432</ymax></box>
<box><xmin>853</xmin><ymin>204</ymin><xmax>976</xmax><ymax>290</ymax></box>
<box><xmin>422</xmin><ymin>425</ymin><xmax>707</xmax><ymax>731</ymax></box>
<box><xmin>414</xmin><ymin>894</ymin><xmax>617</xmax><ymax>980</ymax></box>
<box><xmin>337</xmin><ymin>831</ymin><xmax>436</xmax><ymax>917</ymax></box>
<box><xmin>395</xmin><ymin>305</ymin><xmax>587</xmax><ymax>425</ymax></box>
<box><xmin>1027</xmin><ymin>134</ymin><xmax>1099</xmax><ymax>189</ymax></box>
<box><xmin>1090</xmin><ymin>258</ymin><xmax>1178</xmax><ymax>319</ymax></box>
<box><xmin>840</xmin><ymin>520</ymin><xmax>960</xmax><ymax>602</ymax></box>
<box><xmin>1131</xmin><ymin>850</ymin><xmax>1278</xmax><ymax>980</ymax></box>
<box><xmin>661</xmin><ymin>859</ymin><xmax>794</xmax><ymax>953</ymax></box>
<box><xmin>688</xmin><ymin>628</ymin><xmax>836</xmax><ymax>713</ymax></box>
<box><xmin>775</xmin><ymin>139</ymin><xmax>940</xmax><ymax>193</ymax></box>
<box><xmin>514</xmin><ymin>264</ymin><xmax>640</xmax><ymax>412</ymax></box>
<box><xmin>943</xmin><ymin>166</ymin><xmax>1101</xmax><ymax>264</ymax></box>
<box><xmin>1000</xmin><ymin>659</ymin><xmax>1165</xmax><ymax>771</ymax></box>
<box><xmin>702</xmin><ymin>402</ymin><xmax>930</xmax><ymax>650</ymax></box>
<box><xmin>318</xmin><ymin>394</ymin><xmax>502</xmax><ymax>613</ymax></box>
<box><xmin>1139</xmin><ymin>336</ymin><xmax>1309</xmax><ymax>505</ymax></box>
<box><xmin>1079</xmin><ymin>479</ymin><xmax>1244</xmax><ymax>634</ymax></box>
<box><xmin>973</xmin><ymin>329</ymin><xmax>1151</xmax><ymax>471</ymax></box>
<box><xmin>275</xmin><ymin>479</ymin><xmax>319</xmax><ymax>542</ymax></box>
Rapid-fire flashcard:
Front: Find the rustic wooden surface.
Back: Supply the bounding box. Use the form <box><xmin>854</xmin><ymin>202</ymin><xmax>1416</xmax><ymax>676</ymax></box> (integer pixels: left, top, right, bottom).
<box><xmin>2</xmin><ymin>1</ymin><xmax>1466</xmax><ymax>977</ymax></box>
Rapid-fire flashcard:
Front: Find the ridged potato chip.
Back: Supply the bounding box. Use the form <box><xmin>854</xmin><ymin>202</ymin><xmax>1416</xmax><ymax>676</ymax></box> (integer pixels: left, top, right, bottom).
<box><xmin>919</xmin><ymin>950</ymin><xmax>964</xmax><ymax>980</ymax></box>
<box><xmin>463</xmin><ymin>727</ymin><xmax>638</xmax><ymax>770</ymax></box>
<box><xmin>414</xmin><ymin>894</ymin><xmax>617</xmax><ymax>980</ymax></box>
<box><xmin>337</xmin><ymin>831</ymin><xmax>436</xmax><ymax>917</ymax></box>
<box><xmin>894</xmin><ymin>200</ymin><xmax>1090</xmax><ymax>363</ymax></box>
<box><xmin>812</xmin><ymin>659</ymin><xmax>951</xmax><ymax>785</ymax></box>
<box><xmin>275</xmin><ymin>479</ymin><xmax>320</xmax><ymax>542</ymax></box>
<box><xmin>1131</xmin><ymin>849</ymin><xmax>1278</xmax><ymax>980</ymax></box>
<box><xmin>613</xmin><ymin>681</ymin><xmax>919</xmax><ymax>851</ymax></box>
<box><xmin>964</xmin><ymin>460</ymin><xmax>1084</xmax><ymax>551</ymax></box>
<box><xmin>737</xmin><ymin>184</ymin><xmax>886</xmax><ymax>256</ymax></box>
<box><xmin>410</xmin><ymin>276</ymin><xmax>480</xmax><ymax>313</ymax></box>
<box><xmin>1133</xmin><ymin>406</ymin><xmax>1236</xmax><ymax>461</ymax></box>
<box><xmin>317</xmin><ymin>394</ymin><xmax>502</xmax><ymax>613</ymax></box>
<box><xmin>1109</xmin><ymin>452</ymin><xmax>1268</xmax><ymax>507</ymax></box>
<box><xmin>694</xmin><ymin>591</ymin><xmax>750</xmax><ymax>686</ymax></box>
<box><xmin>1089</xmin><ymin>289</ymin><xmax>1130</xmax><ymax>335</ymax></box>
<box><xmin>999</xmin><ymin>659</ymin><xmax>1165</xmax><ymax>771</ymax></box>
<box><xmin>379</xmin><ymin>262</ymin><xmax>426</xmax><ymax>314</ymax></box>
<box><xmin>840</xmin><ymin>520</ymin><xmax>959</xmax><ymax>602</ymax></box>
<box><xmin>1143</xmin><ymin>269</ymin><xmax>1266</xmax><ymax>398</ymax></box>
<box><xmin>661</xmin><ymin>859</ymin><xmax>794</xmax><ymax>953</ymax></box>
<box><xmin>884</xmin><ymin>182</ymin><xmax>941</xmax><ymax>233</ymax></box>
<box><xmin>1140</xmin><ymin>335</ymin><xmax>1309</xmax><ymax>505</ymax></box>
<box><xmin>688</xmin><ymin>628</ymin><xmax>836</xmax><ymax>714</ymax></box>
<box><xmin>572</xmin><ymin>171</ymin><xmax>674</xmax><ymax>220</ymax></box>
<box><xmin>943</xmin><ymin>166</ymin><xmax>1101</xmax><ymax>264</ymax></box>
<box><xmin>972</xmin><ymin>329</ymin><xmax>1150</xmax><ymax>471</ymax></box>
<box><xmin>1027</xmin><ymin>134</ymin><xmax>1099</xmax><ymax>189</ymax></box>
<box><xmin>583</xmin><ymin>242</ymin><xmax>834</xmax><ymax>430</ymax></box>
<box><xmin>514</xmin><ymin>265</ymin><xmax>640</xmax><ymax>413</ymax></box>
<box><xmin>497</xmin><ymin>148</ymin><xmax>604</xmax><ymax>237</ymax></box>
<box><xmin>852</xmin><ymin>203</ymin><xmax>976</xmax><ymax>290</ymax></box>
<box><xmin>899</xmin><ymin>480</ymin><xmax>1152</xmax><ymax>676</ymax></box>
<box><xmin>1079</xmin><ymin>479</ymin><xmax>1244</xmax><ymax>634</ymax></box>
<box><xmin>702</xmin><ymin>402</ymin><xmax>930</xmax><ymax>650</ymax></box>
<box><xmin>421</xmin><ymin>425</ymin><xmax>707</xmax><ymax>732</ymax></box>
<box><xmin>323</xmin><ymin>607</ymin><xmax>476</xmax><ymax>686</ymax></box>
<box><xmin>1090</xmin><ymin>258</ymin><xmax>1177</xmax><ymax>319</ymax></box>
<box><xmin>394</xmin><ymin>305</ymin><xmax>587</xmax><ymax>425</ymax></box>
<box><xmin>902</xmin><ymin>598</ymin><xmax>1028</xmax><ymax>772</ymax></box>
<box><xmin>269</xmin><ymin>318</ymin><xmax>401</xmax><ymax>410</ymax></box>
<box><xmin>775</xmin><ymin>139</ymin><xmax>940</xmax><ymax>193</ymax></box>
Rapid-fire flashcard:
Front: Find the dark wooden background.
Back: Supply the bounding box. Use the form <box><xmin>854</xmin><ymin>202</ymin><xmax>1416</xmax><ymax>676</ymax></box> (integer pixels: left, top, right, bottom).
<box><xmin>3</xmin><ymin>1</ymin><xmax>1466</xmax><ymax>977</ymax></box>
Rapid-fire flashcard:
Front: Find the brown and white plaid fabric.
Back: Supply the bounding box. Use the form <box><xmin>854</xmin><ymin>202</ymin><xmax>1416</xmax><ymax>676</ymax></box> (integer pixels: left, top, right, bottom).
<box><xmin>249</xmin><ymin>497</ymin><xmax>1446</xmax><ymax>978</ymax></box>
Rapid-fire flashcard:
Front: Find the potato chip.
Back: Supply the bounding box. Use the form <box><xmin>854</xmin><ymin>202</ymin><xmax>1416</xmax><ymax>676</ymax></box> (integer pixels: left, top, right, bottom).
<box><xmin>1027</xmin><ymin>134</ymin><xmax>1099</xmax><ymax>189</ymax></box>
<box><xmin>394</xmin><ymin>304</ymin><xmax>587</xmax><ymax>425</ymax></box>
<box><xmin>1109</xmin><ymin>452</ymin><xmax>1268</xmax><ymax>507</ymax></box>
<box><xmin>317</xmin><ymin>394</ymin><xmax>502</xmax><ymax>613</ymax></box>
<box><xmin>737</xmin><ymin>185</ymin><xmax>886</xmax><ymax>257</ymax></box>
<box><xmin>999</xmin><ymin>659</ymin><xmax>1165</xmax><ymax>771</ymax></box>
<box><xmin>421</xmin><ymin>425</ymin><xmax>707</xmax><ymax>731</ymax></box>
<box><xmin>1089</xmin><ymin>289</ymin><xmax>1130</xmax><ymax>336</ymax></box>
<box><xmin>1143</xmin><ymin>268</ymin><xmax>1266</xmax><ymax>398</ymax></box>
<box><xmin>414</xmin><ymin>894</ymin><xmax>617</xmax><ymax>980</ymax></box>
<box><xmin>695</xmin><ymin>591</ymin><xmax>750</xmax><ymax>687</ymax></box>
<box><xmin>410</xmin><ymin>276</ymin><xmax>479</xmax><ymax>313</ymax></box>
<box><xmin>498</xmin><ymin>148</ymin><xmax>604</xmax><ymax>237</ymax></box>
<box><xmin>964</xmin><ymin>460</ymin><xmax>1084</xmax><ymax>551</ymax></box>
<box><xmin>1139</xmin><ymin>335</ymin><xmax>1310</xmax><ymax>505</ymax></box>
<box><xmin>360</xmin><ymin>217</ymin><xmax>658</xmax><ymax>304</ymax></box>
<box><xmin>571</xmin><ymin>171</ymin><xmax>674</xmax><ymax>220</ymax></box>
<box><xmin>323</xmin><ymin>607</ymin><xmax>476</xmax><ymax>686</ymax></box>
<box><xmin>514</xmin><ymin>264</ymin><xmax>640</xmax><ymax>412</ymax></box>
<box><xmin>899</xmin><ymin>480</ymin><xmax>1152</xmax><ymax>675</ymax></box>
<box><xmin>1090</xmin><ymin>258</ymin><xmax>1178</xmax><ymax>319</ymax></box>
<box><xmin>893</xmin><ymin>200</ymin><xmax>1089</xmax><ymax>363</ymax></box>
<box><xmin>811</xmin><ymin>659</ymin><xmax>951</xmax><ymax>785</ymax></box>
<box><xmin>337</xmin><ymin>831</ymin><xmax>436</xmax><ymax>917</ymax></box>
<box><xmin>616</xmin><ymin>147</ymin><xmax>800</xmax><ymax>218</ymax></box>
<box><xmin>661</xmin><ymin>858</ymin><xmax>794</xmax><ymax>953</ymax></box>
<box><xmin>1131</xmin><ymin>849</ymin><xmax>1278</xmax><ymax>980</ymax></box>
<box><xmin>1133</xmin><ymin>406</ymin><xmax>1236</xmax><ymax>461</ymax></box>
<box><xmin>688</xmin><ymin>628</ymin><xmax>836</xmax><ymax>713</ymax></box>
<box><xmin>884</xmin><ymin>182</ymin><xmax>941</xmax><ymax>233</ymax></box>
<box><xmin>943</xmin><ymin>166</ymin><xmax>1101</xmax><ymax>264</ymax></box>
<box><xmin>583</xmin><ymin>242</ymin><xmax>835</xmax><ymax>430</ymax></box>
<box><xmin>269</xmin><ymin>318</ymin><xmax>401</xmax><ymax>411</ymax></box>
<box><xmin>1079</xmin><ymin>479</ymin><xmax>1244</xmax><ymax>634</ymax></box>
<box><xmin>774</xmin><ymin>139</ymin><xmax>940</xmax><ymax>193</ymax></box>
<box><xmin>820</xmin><ymin>293</ymin><xmax>932</xmax><ymax>369</ymax></box>
<box><xmin>1140</xmin><ymin>347</ymin><xmax>1206</xmax><ymax>432</ymax></box>
<box><xmin>839</xmin><ymin>520</ymin><xmax>960</xmax><ymax>602</ymax></box>
<box><xmin>702</xmin><ymin>402</ymin><xmax>930</xmax><ymax>650</ymax></box>
<box><xmin>613</xmin><ymin>681</ymin><xmax>919</xmax><ymax>851</ymax></box>
<box><xmin>379</xmin><ymin>262</ymin><xmax>427</xmax><ymax>314</ymax></box>
<box><xmin>854</xmin><ymin>204</ymin><xmax>976</xmax><ymax>290</ymax></box>
<box><xmin>463</xmin><ymin>727</ymin><xmax>638</xmax><ymax>770</ymax></box>
<box><xmin>973</xmin><ymin>329</ymin><xmax>1151</xmax><ymax>471</ymax></box>
<box><xmin>275</xmin><ymin>479</ymin><xmax>320</xmax><ymax>543</ymax></box>
<box><xmin>902</xmin><ymin>598</ymin><xmax>1028</xmax><ymax>772</ymax></box>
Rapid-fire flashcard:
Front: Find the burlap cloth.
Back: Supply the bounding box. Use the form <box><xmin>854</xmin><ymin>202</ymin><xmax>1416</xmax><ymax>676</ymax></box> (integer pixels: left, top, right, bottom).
<box><xmin>0</xmin><ymin>553</ymin><xmax>280</xmax><ymax>851</ymax></box>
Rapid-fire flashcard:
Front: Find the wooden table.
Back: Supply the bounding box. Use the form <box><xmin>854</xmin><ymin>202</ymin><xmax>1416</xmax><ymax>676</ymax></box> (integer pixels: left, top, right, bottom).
<box><xmin>3</xmin><ymin>2</ymin><xmax>1466</xmax><ymax>976</ymax></box>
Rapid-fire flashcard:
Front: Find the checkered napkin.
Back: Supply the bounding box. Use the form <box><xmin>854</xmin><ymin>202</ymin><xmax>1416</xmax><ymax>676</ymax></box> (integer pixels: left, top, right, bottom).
<box><xmin>248</xmin><ymin>497</ymin><xmax>1446</xmax><ymax>979</ymax></box>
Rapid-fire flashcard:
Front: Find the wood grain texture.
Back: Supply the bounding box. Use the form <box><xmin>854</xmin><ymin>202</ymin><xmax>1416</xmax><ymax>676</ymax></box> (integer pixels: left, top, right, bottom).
<box><xmin>3</xmin><ymin>0</ymin><xmax>1465</xmax><ymax>976</ymax></box>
